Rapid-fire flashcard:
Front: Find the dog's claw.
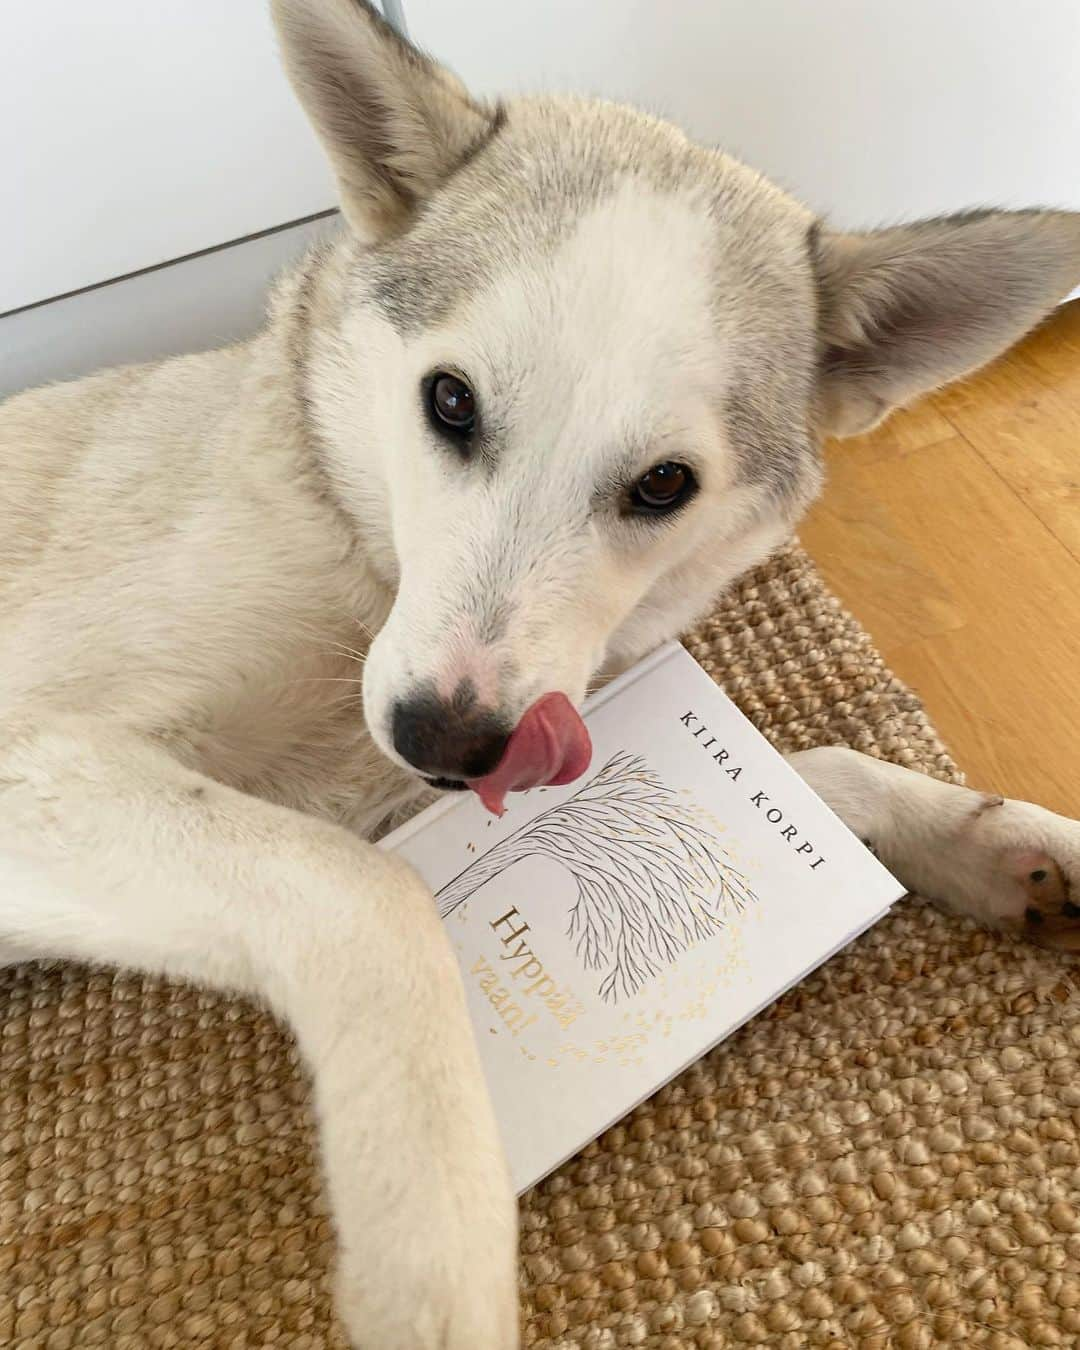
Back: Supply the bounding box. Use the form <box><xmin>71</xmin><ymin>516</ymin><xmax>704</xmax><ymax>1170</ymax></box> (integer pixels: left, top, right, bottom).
<box><xmin>1009</xmin><ymin>850</ymin><xmax>1080</xmax><ymax>952</ymax></box>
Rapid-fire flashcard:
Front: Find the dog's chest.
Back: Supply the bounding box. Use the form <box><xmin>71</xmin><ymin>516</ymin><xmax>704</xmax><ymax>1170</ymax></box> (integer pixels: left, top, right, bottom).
<box><xmin>184</xmin><ymin>652</ymin><xmax>432</xmax><ymax>840</ymax></box>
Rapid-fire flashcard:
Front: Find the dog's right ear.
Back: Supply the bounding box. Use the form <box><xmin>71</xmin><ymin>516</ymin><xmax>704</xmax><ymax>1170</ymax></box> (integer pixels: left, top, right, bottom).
<box><xmin>272</xmin><ymin>0</ymin><xmax>498</xmax><ymax>239</ymax></box>
<box><xmin>811</xmin><ymin>210</ymin><xmax>1080</xmax><ymax>437</ymax></box>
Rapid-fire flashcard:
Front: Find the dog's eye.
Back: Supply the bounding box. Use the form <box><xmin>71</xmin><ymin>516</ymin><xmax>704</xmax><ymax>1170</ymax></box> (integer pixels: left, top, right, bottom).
<box><xmin>629</xmin><ymin>461</ymin><xmax>696</xmax><ymax>514</ymax></box>
<box><xmin>428</xmin><ymin>372</ymin><xmax>476</xmax><ymax>436</ymax></box>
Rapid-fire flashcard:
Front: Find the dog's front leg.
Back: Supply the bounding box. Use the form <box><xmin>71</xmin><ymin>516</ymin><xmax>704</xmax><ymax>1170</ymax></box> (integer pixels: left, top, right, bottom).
<box><xmin>0</xmin><ymin>717</ymin><xmax>519</xmax><ymax>1349</ymax></box>
<box><xmin>789</xmin><ymin>745</ymin><xmax>1080</xmax><ymax>950</ymax></box>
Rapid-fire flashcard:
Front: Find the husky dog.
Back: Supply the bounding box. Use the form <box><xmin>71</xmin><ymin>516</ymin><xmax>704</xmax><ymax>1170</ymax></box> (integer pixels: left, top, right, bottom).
<box><xmin>2</xmin><ymin>1</ymin><xmax>1078</xmax><ymax>1344</ymax></box>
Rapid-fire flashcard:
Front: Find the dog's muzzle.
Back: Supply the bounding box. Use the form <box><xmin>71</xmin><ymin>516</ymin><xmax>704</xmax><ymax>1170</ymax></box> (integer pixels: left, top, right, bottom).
<box><xmin>392</xmin><ymin>687</ymin><xmax>593</xmax><ymax>816</ymax></box>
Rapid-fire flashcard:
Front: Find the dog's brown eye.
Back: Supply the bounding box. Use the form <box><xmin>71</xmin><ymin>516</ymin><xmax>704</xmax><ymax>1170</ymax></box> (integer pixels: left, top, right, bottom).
<box><xmin>429</xmin><ymin>372</ymin><xmax>476</xmax><ymax>435</ymax></box>
<box><xmin>630</xmin><ymin>461</ymin><xmax>696</xmax><ymax>514</ymax></box>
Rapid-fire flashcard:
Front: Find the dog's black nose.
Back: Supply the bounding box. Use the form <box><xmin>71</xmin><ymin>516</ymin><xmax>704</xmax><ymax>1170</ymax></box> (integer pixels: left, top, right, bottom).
<box><xmin>392</xmin><ymin>689</ymin><xmax>510</xmax><ymax>781</ymax></box>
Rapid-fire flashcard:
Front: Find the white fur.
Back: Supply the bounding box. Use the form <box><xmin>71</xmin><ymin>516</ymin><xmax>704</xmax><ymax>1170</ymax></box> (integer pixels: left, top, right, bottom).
<box><xmin>3</xmin><ymin>3</ymin><xmax>1080</xmax><ymax>1344</ymax></box>
<box><xmin>320</xmin><ymin>183</ymin><xmax>778</xmax><ymax>770</ymax></box>
<box><xmin>0</xmin><ymin>716</ymin><xmax>517</xmax><ymax>1348</ymax></box>
<box><xmin>791</xmin><ymin>747</ymin><xmax>1080</xmax><ymax>935</ymax></box>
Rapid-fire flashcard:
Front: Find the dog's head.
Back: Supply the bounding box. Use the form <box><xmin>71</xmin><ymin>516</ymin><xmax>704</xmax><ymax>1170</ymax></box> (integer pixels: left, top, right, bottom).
<box><xmin>274</xmin><ymin>0</ymin><xmax>1080</xmax><ymax>802</ymax></box>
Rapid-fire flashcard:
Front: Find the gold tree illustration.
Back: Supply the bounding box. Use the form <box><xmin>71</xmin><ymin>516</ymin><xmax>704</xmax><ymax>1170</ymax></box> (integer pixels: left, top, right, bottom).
<box><xmin>436</xmin><ymin>752</ymin><xmax>759</xmax><ymax>1001</ymax></box>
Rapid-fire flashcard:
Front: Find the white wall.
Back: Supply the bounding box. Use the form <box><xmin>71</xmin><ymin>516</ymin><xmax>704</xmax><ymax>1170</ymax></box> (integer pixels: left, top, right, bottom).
<box><xmin>4</xmin><ymin>0</ymin><xmax>334</xmax><ymax>313</ymax></box>
<box><xmin>1</xmin><ymin>215</ymin><xmax>338</xmax><ymax>400</ymax></box>
<box><xmin>409</xmin><ymin>0</ymin><xmax>1080</xmax><ymax>226</ymax></box>
<box><xmin>4</xmin><ymin>0</ymin><xmax>1078</xmax><ymax>398</ymax></box>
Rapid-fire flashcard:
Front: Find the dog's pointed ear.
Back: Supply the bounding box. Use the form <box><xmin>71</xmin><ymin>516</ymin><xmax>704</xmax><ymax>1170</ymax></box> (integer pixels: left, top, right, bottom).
<box><xmin>812</xmin><ymin>210</ymin><xmax>1080</xmax><ymax>437</ymax></box>
<box><xmin>272</xmin><ymin>0</ymin><xmax>497</xmax><ymax>238</ymax></box>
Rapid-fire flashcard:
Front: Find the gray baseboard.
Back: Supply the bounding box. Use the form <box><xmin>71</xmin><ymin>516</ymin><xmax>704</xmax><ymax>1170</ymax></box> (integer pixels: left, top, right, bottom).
<box><xmin>1</xmin><ymin>213</ymin><xmax>339</xmax><ymax>400</ymax></box>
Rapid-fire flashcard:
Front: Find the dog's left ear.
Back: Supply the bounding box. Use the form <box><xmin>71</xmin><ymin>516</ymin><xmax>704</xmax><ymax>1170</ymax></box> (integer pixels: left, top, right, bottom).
<box><xmin>813</xmin><ymin>210</ymin><xmax>1080</xmax><ymax>436</ymax></box>
<box><xmin>272</xmin><ymin>0</ymin><xmax>497</xmax><ymax>239</ymax></box>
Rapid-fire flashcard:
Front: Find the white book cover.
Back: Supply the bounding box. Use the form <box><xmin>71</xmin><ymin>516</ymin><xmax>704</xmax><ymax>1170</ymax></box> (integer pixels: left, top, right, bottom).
<box><xmin>381</xmin><ymin>642</ymin><xmax>905</xmax><ymax>1194</ymax></box>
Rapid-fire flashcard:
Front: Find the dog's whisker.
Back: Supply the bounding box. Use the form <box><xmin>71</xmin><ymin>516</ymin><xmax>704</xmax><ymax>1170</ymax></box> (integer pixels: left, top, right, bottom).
<box><xmin>325</xmin><ymin>639</ymin><xmax>370</xmax><ymax>663</ymax></box>
<box><xmin>321</xmin><ymin>692</ymin><xmax>367</xmax><ymax>713</ymax></box>
<box><xmin>284</xmin><ymin>676</ymin><xmax>367</xmax><ymax>687</ymax></box>
<box><xmin>322</xmin><ymin>639</ymin><xmax>369</xmax><ymax>666</ymax></box>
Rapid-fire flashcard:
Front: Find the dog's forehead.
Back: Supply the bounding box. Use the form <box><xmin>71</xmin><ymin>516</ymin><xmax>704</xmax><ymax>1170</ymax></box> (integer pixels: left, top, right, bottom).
<box><xmin>362</xmin><ymin>96</ymin><xmax>822</xmax><ymax>502</ymax></box>
<box><xmin>364</xmin><ymin>96</ymin><xmax>815</xmax><ymax>343</ymax></box>
<box><xmin>463</xmin><ymin>184</ymin><xmax>727</xmax><ymax>395</ymax></box>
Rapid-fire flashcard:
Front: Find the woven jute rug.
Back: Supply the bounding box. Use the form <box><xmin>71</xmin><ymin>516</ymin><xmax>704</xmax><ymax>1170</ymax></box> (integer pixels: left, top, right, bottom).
<box><xmin>3</xmin><ymin>544</ymin><xmax>1078</xmax><ymax>1350</ymax></box>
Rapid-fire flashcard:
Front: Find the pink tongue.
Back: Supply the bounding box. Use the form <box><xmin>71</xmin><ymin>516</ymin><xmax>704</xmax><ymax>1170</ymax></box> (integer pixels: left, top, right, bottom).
<box><xmin>467</xmin><ymin>692</ymin><xmax>592</xmax><ymax>817</ymax></box>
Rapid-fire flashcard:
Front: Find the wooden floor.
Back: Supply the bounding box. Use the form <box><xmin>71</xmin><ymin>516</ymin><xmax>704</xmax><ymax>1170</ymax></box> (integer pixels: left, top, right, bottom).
<box><xmin>800</xmin><ymin>299</ymin><xmax>1080</xmax><ymax>817</ymax></box>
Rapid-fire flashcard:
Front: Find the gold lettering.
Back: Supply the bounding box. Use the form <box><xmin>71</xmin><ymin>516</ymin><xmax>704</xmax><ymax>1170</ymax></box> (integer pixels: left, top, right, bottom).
<box><xmin>490</xmin><ymin>907</ymin><xmax>531</xmax><ymax>944</ymax></box>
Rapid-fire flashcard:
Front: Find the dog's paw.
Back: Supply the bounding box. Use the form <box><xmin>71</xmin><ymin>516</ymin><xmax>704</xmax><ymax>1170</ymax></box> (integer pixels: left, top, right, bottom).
<box><xmin>320</xmin><ymin>1089</ymin><xmax>519</xmax><ymax>1350</ymax></box>
<box><xmin>1003</xmin><ymin>848</ymin><xmax>1080</xmax><ymax>952</ymax></box>
<box><xmin>332</xmin><ymin>1184</ymin><xmax>520</xmax><ymax>1350</ymax></box>
<box><xmin>932</xmin><ymin>798</ymin><xmax>1080</xmax><ymax>952</ymax></box>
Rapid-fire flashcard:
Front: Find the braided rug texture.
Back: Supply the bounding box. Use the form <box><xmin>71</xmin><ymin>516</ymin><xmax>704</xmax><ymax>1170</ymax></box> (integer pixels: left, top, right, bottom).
<box><xmin>3</xmin><ymin>544</ymin><xmax>1079</xmax><ymax>1349</ymax></box>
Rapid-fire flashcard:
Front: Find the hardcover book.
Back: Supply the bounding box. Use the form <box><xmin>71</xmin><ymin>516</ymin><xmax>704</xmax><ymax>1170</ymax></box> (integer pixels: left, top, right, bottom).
<box><xmin>381</xmin><ymin>643</ymin><xmax>905</xmax><ymax>1194</ymax></box>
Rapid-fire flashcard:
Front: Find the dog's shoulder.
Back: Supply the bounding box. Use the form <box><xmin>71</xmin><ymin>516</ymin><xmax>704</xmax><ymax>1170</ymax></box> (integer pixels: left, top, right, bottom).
<box><xmin>0</xmin><ymin>347</ymin><xmax>247</xmax><ymax>558</ymax></box>
<box><xmin>0</xmin><ymin>300</ymin><xmax>405</xmax><ymax>828</ymax></box>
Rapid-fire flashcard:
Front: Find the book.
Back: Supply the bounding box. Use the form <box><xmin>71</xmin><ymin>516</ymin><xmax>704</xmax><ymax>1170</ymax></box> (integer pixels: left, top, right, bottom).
<box><xmin>380</xmin><ymin>642</ymin><xmax>905</xmax><ymax>1194</ymax></box>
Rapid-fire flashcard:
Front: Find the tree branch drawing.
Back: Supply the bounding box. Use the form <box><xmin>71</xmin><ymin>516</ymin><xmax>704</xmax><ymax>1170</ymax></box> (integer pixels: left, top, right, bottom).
<box><xmin>436</xmin><ymin>752</ymin><xmax>759</xmax><ymax>1002</ymax></box>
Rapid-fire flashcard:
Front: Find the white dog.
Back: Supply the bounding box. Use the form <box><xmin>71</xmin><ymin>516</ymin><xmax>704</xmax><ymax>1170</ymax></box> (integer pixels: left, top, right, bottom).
<box><xmin>2</xmin><ymin>2</ymin><xmax>1078</xmax><ymax>1344</ymax></box>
